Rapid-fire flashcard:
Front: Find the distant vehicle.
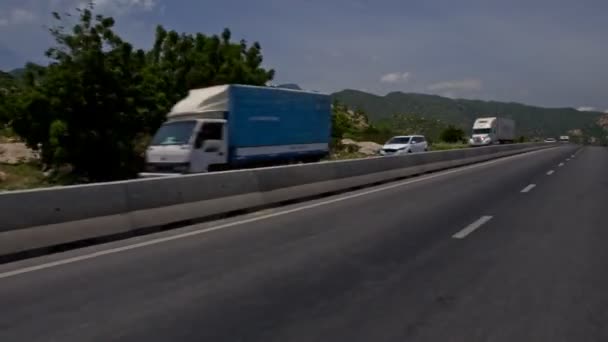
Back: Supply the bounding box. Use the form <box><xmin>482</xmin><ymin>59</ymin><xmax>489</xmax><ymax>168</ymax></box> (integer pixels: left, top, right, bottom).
<box><xmin>140</xmin><ymin>84</ymin><xmax>331</xmax><ymax>177</ymax></box>
<box><xmin>469</xmin><ymin>117</ymin><xmax>515</xmax><ymax>146</ymax></box>
<box><xmin>559</xmin><ymin>135</ymin><xmax>570</xmax><ymax>143</ymax></box>
<box><xmin>379</xmin><ymin>135</ymin><xmax>428</xmax><ymax>155</ymax></box>
<box><xmin>544</xmin><ymin>138</ymin><xmax>557</xmax><ymax>143</ymax></box>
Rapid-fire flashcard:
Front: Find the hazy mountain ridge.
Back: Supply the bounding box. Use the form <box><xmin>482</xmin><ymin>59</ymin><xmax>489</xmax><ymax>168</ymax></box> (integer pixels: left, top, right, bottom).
<box><xmin>331</xmin><ymin>89</ymin><xmax>603</xmax><ymax>137</ymax></box>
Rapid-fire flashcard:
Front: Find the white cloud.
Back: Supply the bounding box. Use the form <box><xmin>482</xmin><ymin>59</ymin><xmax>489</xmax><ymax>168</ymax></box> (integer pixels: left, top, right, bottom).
<box><xmin>11</xmin><ymin>9</ymin><xmax>36</xmax><ymax>24</ymax></box>
<box><xmin>0</xmin><ymin>8</ymin><xmax>36</xmax><ymax>27</ymax></box>
<box><xmin>577</xmin><ymin>106</ymin><xmax>597</xmax><ymax>112</ymax></box>
<box><xmin>428</xmin><ymin>79</ymin><xmax>483</xmax><ymax>92</ymax></box>
<box><xmin>380</xmin><ymin>71</ymin><xmax>411</xmax><ymax>83</ymax></box>
<box><xmin>52</xmin><ymin>0</ymin><xmax>158</xmax><ymax>17</ymax></box>
<box><xmin>86</xmin><ymin>0</ymin><xmax>157</xmax><ymax>14</ymax></box>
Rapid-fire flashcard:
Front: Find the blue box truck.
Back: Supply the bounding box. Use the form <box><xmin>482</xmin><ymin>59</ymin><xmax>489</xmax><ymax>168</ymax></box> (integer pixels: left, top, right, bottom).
<box><xmin>140</xmin><ymin>84</ymin><xmax>331</xmax><ymax>176</ymax></box>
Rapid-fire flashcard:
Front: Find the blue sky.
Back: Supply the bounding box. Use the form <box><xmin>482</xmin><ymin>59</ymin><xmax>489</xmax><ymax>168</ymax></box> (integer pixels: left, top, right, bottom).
<box><xmin>1</xmin><ymin>0</ymin><xmax>608</xmax><ymax>111</ymax></box>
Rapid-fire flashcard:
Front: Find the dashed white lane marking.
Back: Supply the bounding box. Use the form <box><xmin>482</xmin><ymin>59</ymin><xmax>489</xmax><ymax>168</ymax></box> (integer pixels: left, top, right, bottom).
<box><xmin>521</xmin><ymin>184</ymin><xmax>536</xmax><ymax>193</ymax></box>
<box><xmin>558</xmin><ymin>163</ymin><xmax>564</xmax><ymax>167</ymax></box>
<box><xmin>453</xmin><ymin>216</ymin><xmax>494</xmax><ymax>239</ymax></box>
<box><xmin>547</xmin><ymin>170</ymin><xmax>555</xmax><ymax>175</ymax></box>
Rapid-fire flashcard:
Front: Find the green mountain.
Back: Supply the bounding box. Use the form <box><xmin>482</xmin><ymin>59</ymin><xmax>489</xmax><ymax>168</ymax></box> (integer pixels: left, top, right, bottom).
<box><xmin>8</xmin><ymin>68</ymin><xmax>26</xmax><ymax>78</ymax></box>
<box><xmin>331</xmin><ymin>89</ymin><xmax>603</xmax><ymax>137</ymax></box>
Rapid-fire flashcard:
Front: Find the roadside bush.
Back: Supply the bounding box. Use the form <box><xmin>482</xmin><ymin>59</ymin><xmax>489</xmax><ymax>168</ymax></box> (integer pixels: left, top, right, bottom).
<box><xmin>440</xmin><ymin>125</ymin><xmax>465</xmax><ymax>143</ymax></box>
<box><xmin>10</xmin><ymin>2</ymin><xmax>274</xmax><ymax>181</ymax></box>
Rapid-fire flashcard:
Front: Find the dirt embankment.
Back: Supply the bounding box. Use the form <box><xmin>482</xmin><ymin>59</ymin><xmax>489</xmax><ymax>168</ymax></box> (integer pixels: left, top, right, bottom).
<box><xmin>0</xmin><ymin>141</ymin><xmax>41</xmax><ymax>188</ymax></box>
<box><xmin>0</xmin><ymin>142</ymin><xmax>38</xmax><ymax>164</ymax></box>
<box><xmin>340</xmin><ymin>139</ymin><xmax>382</xmax><ymax>156</ymax></box>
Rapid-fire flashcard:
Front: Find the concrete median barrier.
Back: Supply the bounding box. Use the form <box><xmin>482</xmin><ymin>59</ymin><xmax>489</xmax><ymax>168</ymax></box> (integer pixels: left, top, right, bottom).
<box><xmin>128</xmin><ymin>169</ymin><xmax>264</xmax><ymax>229</ymax></box>
<box><xmin>0</xmin><ymin>182</ymin><xmax>129</xmax><ymax>233</ymax></box>
<box><xmin>0</xmin><ymin>143</ymin><xmax>554</xmax><ymax>258</ymax></box>
<box><xmin>0</xmin><ymin>182</ymin><xmax>131</xmax><ymax>256</ymax></box>
<box><xmin>255</xmin><ymin>161</ymin><xmax>340</xmax><ymax>204</ymax></box>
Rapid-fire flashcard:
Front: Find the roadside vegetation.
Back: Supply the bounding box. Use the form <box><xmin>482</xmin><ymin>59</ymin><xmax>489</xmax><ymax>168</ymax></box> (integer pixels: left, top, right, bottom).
<box><xmin>0</xmin><ymin>163</ymin><xmax>48</xmax><ymax>191</ymax></box>
<box><xmin>2</xmin><ymin>3</ymin><xmax>604</xmax><ymax>190</ymax></box>
<box><xmin>0</xmin><ymin>1</ymin><xmax>274</xmax><ymax>183</ymax></box>
<box><xmin>332</xmin><ymin>89</ymin><xmax>608</xmax><ymax>140</ymax></box>
<box><xmin>330</xmin><ymin>100</ymin><xmax>471</xmax><ymax>158</ymax></box>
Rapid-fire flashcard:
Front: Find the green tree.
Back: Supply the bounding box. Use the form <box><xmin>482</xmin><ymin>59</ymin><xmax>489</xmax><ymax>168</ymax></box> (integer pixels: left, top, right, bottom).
<box><xmin>0</xmin><ymin>71</ymin><xmax>19</xmax><ymax>127</ymax></box>
<box><xmin>147</xmin><ymin>26</ymin><xmax>275</xmax><ymax>108</ymax></box>
<box><xmin>331</xmin><ymin>99</ymin><xmax>354</xmax><ymax>138</ymax></box>
<box><xmin>440</xmin><ymin>125</ymin><xmax>465</xmax><ymax>143</ymax></box>
<box><xmin>9</xmin><ymin>2</ymin><xmax>275</xmax><ymax>181</ymax></box>
<box><xmin>12</xmin><ymin>5</ymin><xmax>156</xmax><ymax>180</ymax></box>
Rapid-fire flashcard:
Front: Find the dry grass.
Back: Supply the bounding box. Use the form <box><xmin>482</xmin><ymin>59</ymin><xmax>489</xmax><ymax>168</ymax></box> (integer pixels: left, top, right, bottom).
<box><xmin>430</xmin><ymin>142</ymin><xmax>469</xmax><ymax>151</ymax></box>
<box><xmin>0</xmin><ymin>162</ymin><xmax>50</xmax><ymax>191</ymax></box>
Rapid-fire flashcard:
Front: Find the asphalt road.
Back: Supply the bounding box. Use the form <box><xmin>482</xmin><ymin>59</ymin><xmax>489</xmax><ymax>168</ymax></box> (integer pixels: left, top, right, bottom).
<box><xmin>2</xmin><ymin>144</ymin><xmax>607</xmax><ymax>342</ymax></box>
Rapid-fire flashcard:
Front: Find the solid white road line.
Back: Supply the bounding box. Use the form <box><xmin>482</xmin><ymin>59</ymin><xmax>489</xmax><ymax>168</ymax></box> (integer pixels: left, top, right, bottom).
<box><xmin>558</xmin><ymin>163</ymin><xmax>564</xmax><ymax>167</ymax></box>
<box><xmin>521</xmin><ymin>184</ymin><xmax>536</xmax><ymax>193</ymax></box>
<box><xmin>547</xmin><ymin>170</ymin><xmax>555</xmax><ymax>175</ymax></box>
<box><xmin>0</xmin><ymin>148</ymin><xmax>556</xmax><ymax>280</ymax></box>
<box><xmin>452</xmin><ymin>216</ymin><xmax>494</xmax><ymax>239</ymax></box>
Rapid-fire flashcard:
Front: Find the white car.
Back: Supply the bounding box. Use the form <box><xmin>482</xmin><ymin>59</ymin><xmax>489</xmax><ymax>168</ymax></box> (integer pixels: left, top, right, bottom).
<box><xmin>379</xmin><ymin>135</ymin><xmax>428</xmax><ymax>155</ymax></box>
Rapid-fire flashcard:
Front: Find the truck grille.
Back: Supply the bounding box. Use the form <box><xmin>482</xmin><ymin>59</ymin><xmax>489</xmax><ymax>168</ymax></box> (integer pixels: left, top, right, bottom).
<box><xmin>146</xmin><ymin>163</ymin><xmax>188</xmax><ymax>173</ymax></box>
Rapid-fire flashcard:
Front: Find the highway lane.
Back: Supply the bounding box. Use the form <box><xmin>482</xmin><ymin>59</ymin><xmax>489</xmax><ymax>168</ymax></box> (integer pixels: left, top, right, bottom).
<box><xmin>3</xmin><ymin>144</ymin><xmax>606</xmax><ymax>341</ymax></box>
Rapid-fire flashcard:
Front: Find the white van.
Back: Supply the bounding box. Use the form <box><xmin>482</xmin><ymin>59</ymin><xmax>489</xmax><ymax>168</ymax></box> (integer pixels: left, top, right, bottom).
<box><xmin>379</xmin><ymin>135</ymin><xmax>428</xmax><ymax>155</ymax></box>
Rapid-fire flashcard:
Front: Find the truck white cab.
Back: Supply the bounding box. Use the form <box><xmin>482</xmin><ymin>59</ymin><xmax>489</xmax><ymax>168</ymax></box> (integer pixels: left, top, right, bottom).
<box><xmin>469</xmin><ymin>117</ymin><xmax>515</xmax><ymax>146</ymax></box>
<box><xmin>144</xmin><ymin>114</ymin><xmax>228</xmax><ymax>175</ymax></box>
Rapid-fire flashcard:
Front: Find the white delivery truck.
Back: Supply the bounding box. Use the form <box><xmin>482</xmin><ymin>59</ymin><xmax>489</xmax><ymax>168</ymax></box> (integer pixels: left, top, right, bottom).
<box><xmin>139</xmin><ymin>84</ymin><xmax>331</xmax><ymax>177</ymax></box>
<box><xmin>469</xmin><ymin>117</ymin><xmax>515</xmax><ymax>146</ymax></box>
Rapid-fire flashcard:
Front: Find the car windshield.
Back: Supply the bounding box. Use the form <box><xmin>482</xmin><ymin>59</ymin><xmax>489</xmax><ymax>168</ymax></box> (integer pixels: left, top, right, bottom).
<box><xmin>387</xmin><ymin>137</ymin><xmax>411</xmax><ymax>144</ymax></box>
<box><xmin>473</xmin><ymin>128</ymin><xmax>491</xmax><ymax>134</ymax></box>
<box><xmin>150</xmin><ymin>121</ymin><xmax>197</xmax><ymax>146</ymax></box>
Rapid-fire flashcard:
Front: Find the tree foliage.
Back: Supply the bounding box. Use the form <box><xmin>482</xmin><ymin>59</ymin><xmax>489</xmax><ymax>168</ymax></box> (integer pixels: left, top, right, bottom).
<box><xmin>7</xmin><ymin>2</ymin><xmax>274</xmax><ymax>181</ymax></box>
<box><xmin>0</xmin><ymin>71</ymin><xmax>19</xmax><ymax>126</ymax></box>
<box><xmin>440</xmin><ymin>125</ymin><xmax>465</xmax><ymax>143</ymax></box>
<box><xmin>331</xmin><ymin>100</ymin><xmax>355</xmax><ymax>139</ymax></box>
<box><xmin>376</xmin><ymin>114</ymin><xmax>450</xmax><ymax>143</ymax></box>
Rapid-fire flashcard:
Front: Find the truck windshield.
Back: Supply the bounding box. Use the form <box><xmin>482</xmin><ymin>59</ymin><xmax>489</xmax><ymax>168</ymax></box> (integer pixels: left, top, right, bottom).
<box><xmin>151</xmin><ymin>121</ymin><xmax>197</xmax><ymax>146</ymax></box>
<box><xmin>387</xmin><ymin>137</ymin><xmax>411</xmax><ymax>144</ymax></box>
<box><xmin>473</xmin><ymin>128</ymin><xmax>491</xmax><ymax>134</ymax></box>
